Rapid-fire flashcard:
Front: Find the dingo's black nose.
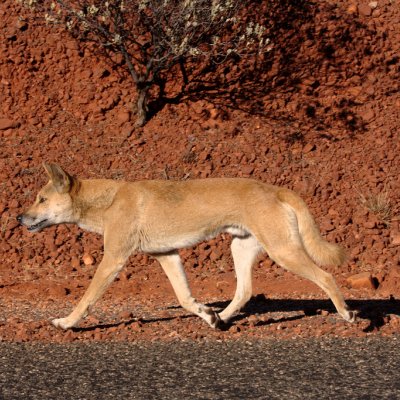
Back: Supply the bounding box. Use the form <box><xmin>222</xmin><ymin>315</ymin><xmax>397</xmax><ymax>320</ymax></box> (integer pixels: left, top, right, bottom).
<box><xmin>16</xmin><ymin>214</ymin><xmax>23</xmax><ymax>223</ymax></box>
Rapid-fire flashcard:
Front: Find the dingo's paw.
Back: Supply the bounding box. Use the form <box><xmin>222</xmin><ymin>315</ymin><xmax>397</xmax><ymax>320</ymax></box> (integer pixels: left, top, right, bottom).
<box><xmin>52</xmin><ymin>317</ymin><xmax>74</xmax><ymax>330</ymax></box>
<box><xmin>203</xmin><ymin>307</ymin><xmax>222</xmax><ymax>329</ymax></box>
<box><xmin>343</xmin><ymin>309</ymin><xmax>358</xmax><ymax>323</ymax></box>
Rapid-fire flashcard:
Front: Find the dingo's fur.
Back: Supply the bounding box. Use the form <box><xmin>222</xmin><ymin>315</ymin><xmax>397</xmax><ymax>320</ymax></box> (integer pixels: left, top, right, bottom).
<box><xmin>17</xmin><ymin>163</ymin><xmax>356</xmax><ymax>330</ymax></box>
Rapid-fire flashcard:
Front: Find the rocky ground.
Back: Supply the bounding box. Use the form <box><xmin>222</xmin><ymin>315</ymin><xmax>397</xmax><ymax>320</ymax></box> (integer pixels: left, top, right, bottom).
<box><xmin>0</xmin><ymin>0</ymin><xmax>399</xmax><ymax>342</ymax></box>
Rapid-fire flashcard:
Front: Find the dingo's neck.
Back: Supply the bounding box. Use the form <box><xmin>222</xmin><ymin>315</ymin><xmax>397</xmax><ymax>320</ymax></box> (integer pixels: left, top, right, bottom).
<box><xmin>72</xmin><ymin>179</ymin><xmax>123</xmax><ymax>234</ymax></box>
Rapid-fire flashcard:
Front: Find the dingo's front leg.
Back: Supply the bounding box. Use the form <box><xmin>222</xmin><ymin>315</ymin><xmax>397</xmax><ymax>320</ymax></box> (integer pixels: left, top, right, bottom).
<box><xmin>52</xmin><ymin>253</ymin><xmax>125</xmax><ymax>329</ymax></box>
<box><xmin>155</xmin><ymin>252</ymin><xmax>221</xmax><ymax>328</ymax></box>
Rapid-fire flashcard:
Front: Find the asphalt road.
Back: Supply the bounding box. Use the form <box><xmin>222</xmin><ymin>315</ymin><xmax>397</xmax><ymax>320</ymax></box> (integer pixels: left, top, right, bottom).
<box><xmin>0</xmin><ymin>337</ymin><xmax>399</xmax><ymax>399</ymax></box>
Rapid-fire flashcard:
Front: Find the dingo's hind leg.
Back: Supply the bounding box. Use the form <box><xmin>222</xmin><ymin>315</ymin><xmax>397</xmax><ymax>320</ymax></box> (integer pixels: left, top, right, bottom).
<box><xmin>155</xmin><ymin>252</ymin><xmax>221</xmax><ymax>328</ymax></box>
<box><xmin>218</xmin><ymin>235</ymin><xmax>262</xmax><ymax>323</ymax></box>
<box><xmin>266</xmin><ymin>243</ymin><xmax>356</xmax><ymax>322</ymax></box>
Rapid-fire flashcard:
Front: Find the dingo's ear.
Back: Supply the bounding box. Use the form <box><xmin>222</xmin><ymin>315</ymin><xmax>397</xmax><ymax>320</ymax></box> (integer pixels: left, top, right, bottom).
<box><xmin>43</xmin><ymin>163</ymin><xmax>72</xmax><ymax>194</ymax></box>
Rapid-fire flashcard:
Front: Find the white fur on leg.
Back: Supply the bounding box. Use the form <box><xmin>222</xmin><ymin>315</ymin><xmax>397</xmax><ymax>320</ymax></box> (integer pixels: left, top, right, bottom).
<box><xmin>52</xmin><ymin>317</ymin><xmax>76</xmax><ymax>330</ymax></box>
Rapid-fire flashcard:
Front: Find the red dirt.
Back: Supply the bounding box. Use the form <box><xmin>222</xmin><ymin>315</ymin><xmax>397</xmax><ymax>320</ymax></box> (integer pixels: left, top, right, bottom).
<box><xmin>0</xmin><ymin>0</ymin><xmax>400</xmax><ymax>343</ymax></box>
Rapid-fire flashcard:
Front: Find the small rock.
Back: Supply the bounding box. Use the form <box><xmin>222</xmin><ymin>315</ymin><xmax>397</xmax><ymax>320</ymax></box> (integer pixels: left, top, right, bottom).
<box><xmin>248</xmin><ymin>315</ymin><xmax>260</xmax><ymax>327</ymax></box>
<box><xmin>16</xmin><ymin>19</ymin><xmax>28</xmax><ymax>31</ymax></box>
<box><xmin>241</xmin><ymin>165</ymin><xmax>255</xmax><ymax>176</ymax></box>
<box><xmin>346</xmin><ymin>272</ymin><xmax>376</xmax><ymax>290</ymax></box>
<box><xmin>82</xmin><ymin>253</ymin><xmax>95</xmax><ymax>266</ymax></box>
<box><xmin>209</xmin><ymin>108</ymin><xmax>220</xmax><ymax>120</ymax></box>
<box><xmin>363</xmin><ymin>219</ymin><xmax>377</xmax><ymax>229</ymax></box>
<box><xmin>8</xmin><ymin>199</ymin><xmax>19</xmax><ymax>209</ymax></box>
<box><xmin>347</xmin><ymin>86</ymin><xmax>363</xmax><ymax>97</ymax></box>
<box><xmin>358</xmin><ymin>3</ymin><xmax>372</xmax><ymax>16</ymax></box>
<box><xmin>71</xmin><ymin>256</ymin><xmax>80</xmax><ymax>269</ymax></box>
<box><xmin>293</xmin><ymin>179</ymin><xmax>314</xmax><ymax>196</ymax></box>
<box><xmin>390</xmin><ymin>232</ymin><xmax>400</xmax><ymax>246</ymax></box>
<box><xmin>389</xmin><ymin>314</ymin><xmax>400</xmax><ymax>328</ymax></box>
<box><xmin>86</xmin><ymin>316</ymin><xmax>100</xmax><ymax>326</ymax></box>
<box><xmin>0</xmin><ymin>118</ymin><xmax>18</xmax><ymax>130</ymax></box>
<box><xmin>119</xmin><ymin>271</ymin><xmax>132</xmax><ymax>281</ymax></box>
<box><xmin>117</xmin><ymin>110</ymin><xmax>130</xmax><ymax>124</ymax></box>
<box><xmin>119</xmin><ymin>311</ymin><xmax>134</xmax><ymax>321</ymax></box>
<box><xmin>129</xmin><ymin>321</ymin><xmax>143</xmax><ymax>331</ymax></box>
<box><xmin>228</xmin><ymin>325</ymin><xmax>240</xmax><ymax>333</ymax></box>
<box><xmin>347</xmin><ymin>3</ymin><xmax>358</xmax><ymax>14</ymax></box>
<box><xmin>209</xmin><ymin>249</ymin><xmax>223</xmax><ymax>262</ymax></box>
<box><xmin>320</xmin><ymin>218</ymin><xmax>335</xmax><ymax>232</ymax></box>
<box><xmin>15</xmin><ymin>326</ymin><xmax>30</xmax><ymax>342</ymax></box>
<box><xmin>65</xmin><ymin>40</ymin><xmax>79</xmax><ymax>50</ymax></box>
<box><xmin>93</xmin><ymin>328</ymin><xmax>103</xmax><ymax>341</ymax></box>
<box><xmin>47</xmin><ymin>285</ymin><xmax>69</xmax><ymax>298</ymax></box>
<box><xmin>302</xmin><ymin>143</ymin><xmax>316</xmax><ymax>153</ymax></box>
<box><xmin>93</xmin><ymin>66</ymin><xmax>109</xmax><ymax>79</ymax></box>
<box><xmin>360</xmin><ymin>108</ymin><xmax>375</xmax><ymax>122</ymax></box>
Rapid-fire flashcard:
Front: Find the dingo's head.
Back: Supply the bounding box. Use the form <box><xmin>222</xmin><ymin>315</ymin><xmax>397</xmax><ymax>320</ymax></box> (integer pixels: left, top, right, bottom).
<box><xmin>17</xmin><ymin>163</ymin><xmax>78</xmax><ymax>232</ymax></box>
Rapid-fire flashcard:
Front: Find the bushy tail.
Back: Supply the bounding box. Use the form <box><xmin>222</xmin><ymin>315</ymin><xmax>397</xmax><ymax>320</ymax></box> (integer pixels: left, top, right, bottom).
<box><xmin>277</xmin><ymin>189</ymin><xmax>346</xmax><ymax>266</ymax></box>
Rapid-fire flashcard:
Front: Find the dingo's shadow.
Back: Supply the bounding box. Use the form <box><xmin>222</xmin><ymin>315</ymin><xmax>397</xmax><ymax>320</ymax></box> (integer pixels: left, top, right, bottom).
<box><xmin>71</xmin><ymin>314</ymin><xmax>194</xmax><ymax>333</ymax></box>
<box><xmin>207</xmin><ymin>295</ymin><xmax>400</xmax><ymax>332</ymax></box>
<box><xmin>72</xmin><ymin>295</ymin><xmax>400</xmax><ymax>333</ymax></box>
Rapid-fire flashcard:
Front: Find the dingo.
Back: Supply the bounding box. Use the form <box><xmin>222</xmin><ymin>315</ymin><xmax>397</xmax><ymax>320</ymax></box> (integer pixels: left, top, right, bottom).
<box><xmin>17</xmin><ymin>163</ymin><xmax>356</xmax><ymax>330</ymax></box>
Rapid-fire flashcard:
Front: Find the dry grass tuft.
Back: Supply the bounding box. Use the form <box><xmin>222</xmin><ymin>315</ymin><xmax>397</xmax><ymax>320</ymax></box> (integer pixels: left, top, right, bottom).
<box><xmin>359</xmin><ymin>189</ymin><xmax>394</xmax><ymax>227</ymax></box>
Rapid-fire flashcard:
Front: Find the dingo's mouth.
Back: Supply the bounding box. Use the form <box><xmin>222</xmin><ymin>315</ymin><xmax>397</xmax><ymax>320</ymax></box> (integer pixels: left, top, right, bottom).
<box><xmin>27</xmin><ymin>219</ymin><xmax>48</xmax><ymax>232</ymax></box>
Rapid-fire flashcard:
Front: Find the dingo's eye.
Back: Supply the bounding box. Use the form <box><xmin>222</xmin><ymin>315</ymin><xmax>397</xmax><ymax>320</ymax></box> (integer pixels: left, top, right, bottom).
<box><xmin>38</xmin><ymin>197</ymin><xmax>46</xmax><ymax>204</ymax></box>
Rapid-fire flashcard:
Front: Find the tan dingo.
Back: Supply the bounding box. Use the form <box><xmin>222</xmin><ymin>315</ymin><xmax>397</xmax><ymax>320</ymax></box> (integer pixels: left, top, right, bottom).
<box><xmin>17</xmin><ymin>163</ymin><xmax>356</xmax><ymax>330</ymax></box>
